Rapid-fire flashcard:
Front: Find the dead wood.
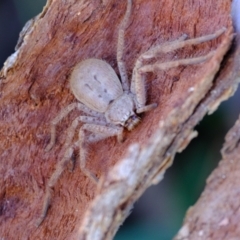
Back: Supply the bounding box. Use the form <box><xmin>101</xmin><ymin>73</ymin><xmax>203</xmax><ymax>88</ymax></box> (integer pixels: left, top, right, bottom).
<box><xmin>0</xmin><ymin>0</ymin><xmax>236</xmax><ymax>239</ymax></box>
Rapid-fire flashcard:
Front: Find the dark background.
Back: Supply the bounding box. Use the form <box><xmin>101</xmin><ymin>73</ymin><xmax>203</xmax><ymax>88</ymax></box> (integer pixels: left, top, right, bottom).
<box><xmin>1</xmin><ymin>1</ymin><xmax>239</xmax><ymax>239</ymax></box>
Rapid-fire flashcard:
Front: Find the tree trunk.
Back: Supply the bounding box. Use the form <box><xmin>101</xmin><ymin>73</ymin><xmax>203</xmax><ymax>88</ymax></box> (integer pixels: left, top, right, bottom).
<box><xmin>0</xmin><ymin>0</ymin><xmax>237</xmax><ymax>239</ymax></box>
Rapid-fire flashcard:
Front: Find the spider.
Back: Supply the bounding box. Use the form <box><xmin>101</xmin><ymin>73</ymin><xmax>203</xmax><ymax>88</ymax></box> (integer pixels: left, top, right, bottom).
<box><xmin>39</xmin><ymin>0</ymin><xmax>225</xmax><ymax>225</ymax></box>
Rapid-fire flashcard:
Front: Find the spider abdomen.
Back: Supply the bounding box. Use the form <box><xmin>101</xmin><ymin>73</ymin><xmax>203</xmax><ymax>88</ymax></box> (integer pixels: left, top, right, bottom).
<box><xmin>70</xmin><ymin>58</ymin><xmax>123</xmax><ymax>113</ymax></box>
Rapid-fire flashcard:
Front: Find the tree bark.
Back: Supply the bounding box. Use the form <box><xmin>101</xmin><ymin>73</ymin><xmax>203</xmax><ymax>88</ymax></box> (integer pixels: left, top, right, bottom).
<box><xmin>175</xmin><ymin>114</ymin><xmax>240</xmax><ymax>240</ymax></box>
<box><xmin>0</xmin><ymin>0</ymin><xmax>237</xmax><ymax>239</ymax></box>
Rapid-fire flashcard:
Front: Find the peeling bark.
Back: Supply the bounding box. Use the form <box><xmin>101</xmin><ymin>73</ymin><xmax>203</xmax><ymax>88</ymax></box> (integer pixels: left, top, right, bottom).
<box><xmin>174</xmin><ymin>30</ymin><xmax>240</xmax><ymax>240</ymax></box>
<box><xmin>0</xmin><ymin>0</ymin><xmax>236</xmax><ymax>239</ymax></box>
<box><xmin>175</xmin><ymin>116</ymin><xmax>240</xmax><ymax>239</ymax></box>
<box><xmin>175</xmin><ymin>117</ymin><xmax>240</xmax><ymax>240</ymax></box>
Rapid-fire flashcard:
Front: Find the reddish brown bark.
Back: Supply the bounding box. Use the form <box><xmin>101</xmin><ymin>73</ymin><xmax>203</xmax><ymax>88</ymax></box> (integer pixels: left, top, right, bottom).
<box><xmin>0</xmin><ymin>0</ymin><xmax>235</xmax><ymax>239</ymax></box>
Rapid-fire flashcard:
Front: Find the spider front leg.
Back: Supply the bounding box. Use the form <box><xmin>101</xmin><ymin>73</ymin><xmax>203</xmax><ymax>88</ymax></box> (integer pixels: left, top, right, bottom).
<box><xmin>117</xmin><ymin>0</ymin><xmax>132</xmax><ymax>92</ymax></box>
<box><xmin>139</xmin><ymin>49</ymin><xmax>216</xmax><ymax>73</ymax></box>
<box><xmin>131</xmin><ymin>28</ymin><xmax>226</xmax><ymax>109</ymax></box>
<box><xmin>79</xmin><ymin>123</ymin><xmax>123</xmax><ymax>183</ymax></box>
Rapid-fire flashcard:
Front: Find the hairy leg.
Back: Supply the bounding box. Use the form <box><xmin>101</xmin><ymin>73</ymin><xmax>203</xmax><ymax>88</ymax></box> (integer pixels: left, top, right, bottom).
<box><xmin>38</xmin><ymin>115</ymin><xmax>107</xmax><ymax>225</ymax></box>
<box><xmin>136</xmin><ymin>103</ymin><xmax>157</xmax><ymax>114</ymax></box>
<box><xmin>131</xmin><ymin>28</ymin><xmax>226</xmax><ymax>107</ymax></box>
<box><xmin>140</xmin><ymin>51</ymin><xmax>214</xmax><ymax>73</ymax></box>
<box><xmin>117</xmin><ymin>0</ymin><xmax>132</xmax><ymax>92</ymax></box>
<box><xmin>79</xmin><ymin>124</ymin><xmax>123</xmax><ymax>183</ymax></box>
<box><xmin>140</xmin><ymin>28</ymin><xmax>225</xmax><ymax>60</ymax></box>
<box><xmin>45</xmin><ymin>102</ymin><xmax>104</xmax><ymax>151</ymax></box>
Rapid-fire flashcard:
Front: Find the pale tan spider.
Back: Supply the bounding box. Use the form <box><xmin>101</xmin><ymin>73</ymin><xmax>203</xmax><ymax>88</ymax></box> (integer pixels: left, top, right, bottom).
<box><xmin>39</xmin><ymin>0</ymin><xmax>225</xmax><ymax>225</ymax></box>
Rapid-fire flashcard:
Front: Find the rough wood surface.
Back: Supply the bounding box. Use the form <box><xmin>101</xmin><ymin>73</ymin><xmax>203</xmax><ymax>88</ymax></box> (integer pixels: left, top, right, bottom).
<box><xmin>0</xmin><ymin>0</ymin><xmax>236</xmax><ymax>239</ymax></box>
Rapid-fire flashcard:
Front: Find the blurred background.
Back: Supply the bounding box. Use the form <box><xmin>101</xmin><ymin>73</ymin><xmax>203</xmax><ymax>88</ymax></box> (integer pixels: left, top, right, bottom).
<box><xmin>1</xmin><ymin>1</ymin><xmax>239</xmax><ymax>239</ymax></box>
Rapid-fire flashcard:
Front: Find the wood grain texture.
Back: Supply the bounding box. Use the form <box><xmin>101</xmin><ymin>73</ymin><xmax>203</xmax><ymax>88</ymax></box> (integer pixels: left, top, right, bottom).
<box><xmin>0</xmin><ymin>0</ymin><xmax>235</xmax><ymax>239</ymax></box>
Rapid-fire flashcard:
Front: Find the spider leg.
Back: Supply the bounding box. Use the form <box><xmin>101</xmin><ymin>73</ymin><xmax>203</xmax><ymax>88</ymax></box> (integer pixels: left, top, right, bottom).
<box><xmin>79</xmin><ymin>124</ymin><xmax>123</xmax><ymax>183</ymax></box>
<box><xmin>117</xmin><ymin>0</ymin><xmax>132</xmax><ymax>92</ymax></box>
<box><xmin>131</xmin><ymin>28</ymin><xmax>226</xmax><ymax>108</ymax></box>
<box><xmin>139</xmin><ymin>51</ymin><xmax>214</xmax><ymax>73</ymax></box>
<box><xmin>38</xmin><ymin>115</ymin><xmax>106</xmax><ymax>226</ymax></box>
<box><xmin>37</xmin><ymin>147</ymin><xmax>74</xmax><ymax>226</ymax></box>
<box><xmin>45</xmin><ymin>102</ymin><xmax>104</xmax><ymax>151</ymax></box>
<box><xmin>140</xmin><ymin>28</ymin><xmax>225</xmax><ymax>60</ymax></box>
<box><xmin>136</xmin><ymin>103</ymin><xmax>157</xmax><ymax>114</ymax></box>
